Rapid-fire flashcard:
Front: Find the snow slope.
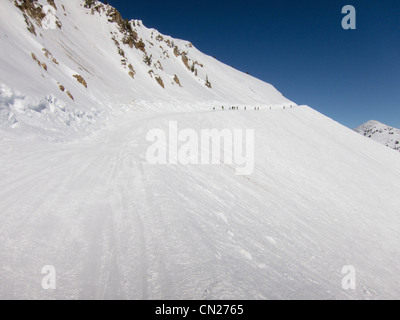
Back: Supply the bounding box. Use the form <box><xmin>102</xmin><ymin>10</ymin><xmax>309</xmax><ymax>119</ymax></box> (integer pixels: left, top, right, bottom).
<box><xmin>0</xmin><ymin>0</ymin><xmax>293</xmax><ymax>141</ymax></box>
<box><xmin>1</xmin><ymin>106</ymin><xmax>400</xmax><ymax>300</ymax></box>
<box><xmin>1</xmin><ymin>0</ymin><xmax>400</xmax><ymax>300</ymax></box>
<box><xmin>355</xmin><ymin>120</ymin><xmax>400</xmax><ymax>152</ymax></box>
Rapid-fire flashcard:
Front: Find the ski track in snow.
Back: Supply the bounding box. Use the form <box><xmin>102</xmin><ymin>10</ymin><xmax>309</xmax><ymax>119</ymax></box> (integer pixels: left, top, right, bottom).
<box><xmin>2</xmin><ymin>0</ymin><xmax>400</xmax><ymax>300</ymax></box>
<box><xmin>1</xmin><ymin>106</ymin><xmax>400</xmax><ymax>300</ymax></box>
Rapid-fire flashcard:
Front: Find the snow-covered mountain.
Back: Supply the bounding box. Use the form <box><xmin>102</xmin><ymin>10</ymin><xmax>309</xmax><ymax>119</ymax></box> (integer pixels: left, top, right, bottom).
<box><xmin>0</xmin><ymin>0</ymin><xmax>293</xmax><ymax>141</ymax></box>
<box><xmin>1</xmin><ymin>0</ymin><xmax>400</xmax><ymax>300</ymax></box>
<box><xmin>355</xmin><ymin>120</ymin><xmax>400</xmax><ymax>152</ymax></box>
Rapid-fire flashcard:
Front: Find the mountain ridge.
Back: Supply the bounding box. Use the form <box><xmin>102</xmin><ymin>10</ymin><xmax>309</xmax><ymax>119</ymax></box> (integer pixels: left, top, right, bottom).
<box><xmin>355</xmin><ymin>120</ymin><xmax>400</xmax><ymax>152</ymax></box>
<box><xmin>0</xmin><ymin>0</ymin><xmax>294</xmax><ymax>140</ymax></box>
<box><xmin>1</xmin><ymin>0</ymin><xmax>400</xmax><ymax>300</ymax></box>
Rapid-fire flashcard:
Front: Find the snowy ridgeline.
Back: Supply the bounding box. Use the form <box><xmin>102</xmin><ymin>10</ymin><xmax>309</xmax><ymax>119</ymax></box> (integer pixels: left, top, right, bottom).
<box><xmin>0</xmin><ymin>0</ymin><xmax>294</xmax><ymax>140</ymax></box>
<box><xmin>1</xmin><ymin>0</ymin><xmax>400</xmax><ymax>301</ymax></box>
<box><xmin>355</xmin><ymin>120</ymin><xmax>400</xmax><ymax>152</ymax></box>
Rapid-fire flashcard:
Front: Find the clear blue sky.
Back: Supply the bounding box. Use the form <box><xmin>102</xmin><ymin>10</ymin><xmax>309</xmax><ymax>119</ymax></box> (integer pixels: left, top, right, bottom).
<box><xmin>106</xmin><ymin>0</ymin><xmax>400</xmax><ymax>129</ymax></box>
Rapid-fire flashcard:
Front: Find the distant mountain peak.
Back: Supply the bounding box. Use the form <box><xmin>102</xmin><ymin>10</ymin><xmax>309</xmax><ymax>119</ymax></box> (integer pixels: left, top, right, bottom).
<box><xmin>355</xmin><ymin>120</ymin><xmax>400</xmax><ymax>152</ymax></box>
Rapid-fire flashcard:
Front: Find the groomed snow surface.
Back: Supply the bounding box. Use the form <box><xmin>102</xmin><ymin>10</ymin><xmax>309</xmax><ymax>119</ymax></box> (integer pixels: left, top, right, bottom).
<box><xmin>1</xmin><ymin>0</ymin><xmax>400</xmax><ymax>300</ymax></box>
<box><xmin>1</xmin><ymin>105</ymin><xmax>400</xmax><ymax>300</ymax></box>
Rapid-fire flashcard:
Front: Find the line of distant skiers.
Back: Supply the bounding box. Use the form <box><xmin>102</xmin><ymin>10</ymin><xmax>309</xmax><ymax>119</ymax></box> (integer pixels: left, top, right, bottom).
<box><xmin>213</xmin><ymin>105</ymin><xmax>295</xmax><ymax>111</ymax></box>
